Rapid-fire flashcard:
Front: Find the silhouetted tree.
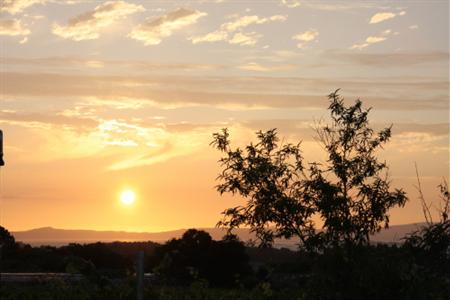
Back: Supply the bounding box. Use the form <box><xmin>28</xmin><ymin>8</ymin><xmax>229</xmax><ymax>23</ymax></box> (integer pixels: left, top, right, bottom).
<box><xmin>0</xmin><ymin>226</ymin><xmax>16</xmax><ymax>253</ymax></box>
<box><xmin>307</xmin><ymin>90</ymin><xmax>407</xmax><ymax>247</ymax></box>
<box><xmin>211</xmin><ymin>90</ymin><xmax>407</xmax><ymax>249</ymax></box>
<box><xmin>211</xmin><ymin>128</ymin><xmax>315</xmax><ymax>247</ymax></box>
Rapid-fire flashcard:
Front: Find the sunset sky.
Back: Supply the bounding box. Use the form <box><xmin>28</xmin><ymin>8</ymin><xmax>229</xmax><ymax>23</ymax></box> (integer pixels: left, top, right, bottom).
<box><xmin>1</xmin><ymin>0</ymin><xmax>448</xmax><ymax>232</ymax></box>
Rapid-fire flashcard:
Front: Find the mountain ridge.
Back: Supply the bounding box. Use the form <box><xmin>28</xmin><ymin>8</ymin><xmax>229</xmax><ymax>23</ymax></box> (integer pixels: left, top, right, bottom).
<box><xmin>11</xmin><ymin>223</ymin><xmax>426</xmax><ymax>248</ymax></box>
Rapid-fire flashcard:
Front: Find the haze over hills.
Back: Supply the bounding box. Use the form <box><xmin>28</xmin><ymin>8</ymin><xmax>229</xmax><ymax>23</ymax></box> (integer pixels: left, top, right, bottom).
<box><xmin>12</xmin><ymin>223</ymin><xmax>425</xmax><ymax>249</ymax></box>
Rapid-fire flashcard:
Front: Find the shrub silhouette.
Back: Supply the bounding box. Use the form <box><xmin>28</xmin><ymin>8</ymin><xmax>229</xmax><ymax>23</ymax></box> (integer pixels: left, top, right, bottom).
<box><xmin>154</xmin><ymin>229</ymin><xmax>250</xmax><ymax>287</ymax></box>
<box><xmin>404</xmin><ymin>179</ymin><xmax>450</xmax><ymax>278</ymax></box>
<box><xmin>0</xmin><ymin>226</ymin><xmax>17</xmax><ymax>256</ymax></box>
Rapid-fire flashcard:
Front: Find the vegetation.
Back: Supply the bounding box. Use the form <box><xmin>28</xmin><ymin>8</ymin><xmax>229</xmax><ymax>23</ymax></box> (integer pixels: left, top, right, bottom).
<box><xmin>211</xmin><ymin>90</ymin><xmax>407</xmax><ymax>249</ymax></box>
<box><xmin>150</xmin><ymin>229</ymin><xmax>251</xmax><ymax>287</ymax></box>
<box><xmin>1</xmin><ymin>91</ymin><xmax>448</xmax><ymax>299</ymax></box>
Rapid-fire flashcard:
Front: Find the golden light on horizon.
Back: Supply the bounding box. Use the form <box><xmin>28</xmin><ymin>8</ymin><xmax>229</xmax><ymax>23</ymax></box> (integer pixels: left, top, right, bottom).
<box><xmin>120</xmin><ymin>190</ymin><xmax>136</xmax><ymax>206</ymax></box>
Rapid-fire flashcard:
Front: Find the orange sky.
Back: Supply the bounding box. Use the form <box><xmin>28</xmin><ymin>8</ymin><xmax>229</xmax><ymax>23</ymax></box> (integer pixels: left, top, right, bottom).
<box><xmin>0</xmin><ymin>0</ymin><xmax>448</xmax><ymax>232</ymax></box>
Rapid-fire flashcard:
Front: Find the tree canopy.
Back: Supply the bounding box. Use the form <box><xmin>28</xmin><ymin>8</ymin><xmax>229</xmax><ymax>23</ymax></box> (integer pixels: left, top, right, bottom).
<box><xmin>211</xmin><ymin>90</ymin><xmax>408</xmax><ymax>249</ymax></box>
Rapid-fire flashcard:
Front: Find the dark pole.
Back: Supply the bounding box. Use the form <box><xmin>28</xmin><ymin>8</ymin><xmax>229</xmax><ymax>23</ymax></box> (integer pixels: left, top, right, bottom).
<box><xmin>0</xmin><ymin>130</ymin><xmax>4</xmax><ymax>166</ymax></box>
<box><xmin>137</xmin><ymin>251</ymin><xmax>144</xmax><ymax>300</ymax></box>
<box><xmin>0</xmin><ymin>130</ymin><xmax>2</xmax><ymax>267</ymax></box>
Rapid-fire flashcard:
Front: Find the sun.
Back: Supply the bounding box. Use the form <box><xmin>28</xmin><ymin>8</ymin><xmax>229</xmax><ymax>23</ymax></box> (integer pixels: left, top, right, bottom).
<box><xmin>120</xmin><ymin>190</ymin><xmax>136</xmax><ymax>206</ymax></box>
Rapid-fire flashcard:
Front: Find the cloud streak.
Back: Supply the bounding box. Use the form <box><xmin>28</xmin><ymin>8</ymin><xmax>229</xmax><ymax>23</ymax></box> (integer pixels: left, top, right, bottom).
<box><xmin>129</xmin><ymin>8</ymin><xmax>206</xmax><ymax>45</ymax></box>
<box><xmin>0</xmin><ymin>19</ymin><xmax>30</xmax><ymax>36</ymax></box>
<box><xmin>3</xmin><ymin>72</ymin><xmax>448</xmax><ymax>111</ymax></box>
<box><xmin>350</xmin><ymin>29</ymin><xmax>392</xmax><ymax>50</ymax></box>
<box><xmin>369</xmin><ymin>11</ymin><xmax>406</xmax><ymax>24</ymax></box>
<box><xmin>324</xmin><ymin>51</ymin><xmax>449</xmax><ymax>67</ymax></box>
<box><xmin>190</xmin><ymin>14</ymin><xmax>286</xmax><ymax>46</ymax></box>
<box><xmin>292</xmin><ymin>29</ymin><xmax>319</xmax><ymax>48</ymax></box>
<box><xmin>280</xmin><ymin>0</ymin><xmax>301</xmax><ymax>8</ymax></box>
<box><xmin>1</xmin><ymin>56</ymin><xmax>226</xmax><ymax>72</ymax></box>
<box><xmin>1</xmin><ymin>0</ymin><xmax>46</xmax><ymax>15</ymax></box>
<box><xmin>238</xmin><ymin>62</ymin><xmax>296</xmax><ymax>72</ymax></box>
<box><xmin>52</xmin><ymin>1</ymin><xmax>144</xmax><ymax>41</ymax></box>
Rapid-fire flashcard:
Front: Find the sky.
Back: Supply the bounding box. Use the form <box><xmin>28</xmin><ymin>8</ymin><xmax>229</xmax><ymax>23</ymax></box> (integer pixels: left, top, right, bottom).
<box><xmin>0</xmin><ymin>0</ymin><xmax>449</xmax><ymax>232</ymax></box>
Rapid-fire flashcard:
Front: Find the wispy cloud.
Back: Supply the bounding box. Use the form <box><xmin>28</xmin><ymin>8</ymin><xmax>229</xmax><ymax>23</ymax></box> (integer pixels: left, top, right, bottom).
<box><xmin>229</xmin><ymin>31</ymin><xmax>261</xmax><ymax>46</ymax></box>
<box><xmin>243</xmin><ymin>119</ymin><xmax>450</xmax><ymax>142</ymax></box>
<box><xmin>283</xmin><ymin>0</ymin><xmax>383</xmax><ymax>11</ymax></box>
<box><xmin>189</xmin><ymin>30</ymin><xmax>227</xmax><ymax>44</ymax></box>
<box><xmin>0</xmin><ymin>110</ymin><xmax>98</xmax><ymax>131</ymax></box>
<box><xmin>0</xmin><ymin>110</ymin><xmax>213</xmax><ymax>169</ymax></box>
<box><xmin>324</xmin><ymin>50</ymin><xmax>449</xmax><ymax>67</ymax></box>
<box><xmin>238</xmin><ymin>62</ymin><xmax>296</xmax><ymax>72</ymax></box>
<box><xmin>369</xmin><ymin>11</ymin><xmax>406</xmax><ymax>24</ymax></box>
<box><xmin>52</xmin><ymin>1</ymin><xmax>144</xmax><ymax>41</ymax></box>
<box><xmin>292</xmin><ymin>29</ymin><xmax>319</xmax><ymax>48</ymax></box>
<box><xmin>1</xmin><ymin>56</ymin><xmax>225</xmax><ymax>72</ymax></box>
<box><xmin>1</xmin><ymin>0</ymin><xmax>46</xmax><ymax>15</ymax></box>
<box><xmin>129</xmin><ymin>8</ymin><xmax>206</xmax><ymax>46</ymax></box>
<box><xmin>96</xmin><ymin>119</ymin><xmax>211</xmax><ymax>170</ymax></box>
<box><xmin>350</xmin><ymin>29</ymin><xmax>392</xmax><ymax>50</ymax></box>
<box><xmin>0</xmin><ymin>18</ymin><xmax>30</xmax><ymax>36</ymax></box>
<box><xmin>190</xmin><ymin>14</ymin><xmax>286</xmax><ymax>46</ymax></box>
<box><xmin>3</xmin><ymin>72</ymin><xmax>448</xmax><ymax>111</ymax></box>
<box><xmin>223</xmin><ymin>15</ymin><xmax>287</xmax><ymax>32</ymax></box>
<box><xmin>280</xmin><ymin>0</ymin><xmax>301</xmax><ymax>8</ymax></box>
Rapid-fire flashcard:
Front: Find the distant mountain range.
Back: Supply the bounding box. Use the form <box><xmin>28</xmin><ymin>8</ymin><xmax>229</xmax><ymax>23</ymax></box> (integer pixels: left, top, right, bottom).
<box><xmin>12</xmin><ymin>223</ymin><xmax>425</xmax><ymax>249</ymax></box>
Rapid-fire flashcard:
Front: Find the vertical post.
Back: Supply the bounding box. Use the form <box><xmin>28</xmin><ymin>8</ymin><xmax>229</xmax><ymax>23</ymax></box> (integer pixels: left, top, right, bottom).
<box><xmin>0</xmin><ymin>130</ymin><xmax>4</xmax><ymax>166</ymax></box>
<box><xmin>137</xmin><ymin>251</ymin><xmax>144</xmax><ymax>300</ymax></box>
<box><xmin>0</xmin><ymin>130</ymin><xmax>2</xmax><ymax>264</ymax></box>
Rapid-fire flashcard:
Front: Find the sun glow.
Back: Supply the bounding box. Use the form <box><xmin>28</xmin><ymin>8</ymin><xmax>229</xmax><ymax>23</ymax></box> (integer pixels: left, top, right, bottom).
<box><xmin>120</xmin><ymin>190</ymin><xmax>136</xmax><ymax>205</ymax></box>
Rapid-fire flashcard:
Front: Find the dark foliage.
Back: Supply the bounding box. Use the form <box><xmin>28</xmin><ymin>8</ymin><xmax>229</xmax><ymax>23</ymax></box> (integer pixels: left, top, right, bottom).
<box><xmin>403</xmin><ymin>180</ymin><xmax>450</xmax><ymax>281</ymax></box>
<box><xmin>1</xmin><ymin>226</ymin><xmax>449</xmax><ymax>299</ymax></box>
<box><xmin>211</xmin><ymin>90</ymin><xmax>407</xmax><ymax>249</ymax></box>
<box><xmin>309</xmin><ymin>90</ymin><xmax>408</xmax><ymax>247</ymax></box>
<box><xmin>211</xmin><ymin>127</ymin><xmax>314</xmax><ymax>247</ymax></box>
<box><xmin>0</xmin><ymin>226</ymin><xmax>17</xmax><ymax>257</ymax></box>
<box><xmin>152</xmin><ymin>229</ymin><xmax>251</xmax><ymax>287</ymax></box>
<box><xmin>0</xmin><ymin>232</ymin><xmax>158</xmax><ymax>277</ymax></box>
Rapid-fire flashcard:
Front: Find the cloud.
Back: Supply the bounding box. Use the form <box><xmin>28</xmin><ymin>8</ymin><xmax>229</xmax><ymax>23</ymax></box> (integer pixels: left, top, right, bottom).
<box><xmin>93</xmin><ymin>119</ymin><xmax>212</xmax><ymax>170</ymax></box>
<box><xmin>128</xmin><ymin>8</ymin><xmax>206</xmax><ymax>46</ymax></box>
<box><xmin>389</xmin><ymin>132</ymin><xmax>448</xmax><ymax>154</ymax></box>
<box><xmin>369</xmin><ymin>11</ymin><xmax>406</xmax><ymax>24</ymax></box>
<box><xmin>229</xmin><ymin>31</ymin><xmax>261</xmax><ymax>45</ymax></box>
<box><xmin>190</xmin><ymin>30</ymin><xmax>228</xmax><ymax>44</ymax></box>
<box><xmin>292</xmin><ymin>29</ymin><xmax>319</xmax><ymax>48</ymax></box>
<box><xmin>1</xmin><ymin>56</ymin><xmax>226</xmax><ymax>72</ymax></box>
<box><xmin>324</xmin><ymin>51</ymin><xmax>449</xmax><ymax>67</ymax></box>
<box><xmin>3</xmin><ymin>72</ymin><xmax>448</xmax><ymax>111</ymax></box>
<box><xmin>52</xmin><ymin>1</ymin><xmax>144</xmax><ymax>41</ymax></box>
<box><xmin>280</xmin><ymin>0</ymin><xmax>301</xmax><ymax>8</ymax></box>
<box><xmin>350</xmin><ymin>29</ymin><xmax>392</xmax><ymax>50</ymax></box>
<box><xmin>392</xmin><ymin>123</ymin><xmax>449</xmax><ymax>137</ymax></box>
<box><xmin>241</xmin><ymin>50</ymin><xmax>302</xmax><ymax>63</ymax></box>
<box><xmin>365</xmin><ymin>36</ymin><xmax>386</xmax><ymax>44</ymax></box>
<box><xmin>1</xmin><ymin>0</ymin><xmax>45</xmax><ymax>15</ymax></box>
<box><xmin>304</xmin><ymin>2</ymin><xmax>376</xmax><ymax>11</ymax></box>
<box><xmin>222</xmin><ymin>15</ymin><xmax>287</xmax><ymax>32</ymax></box>
<box><xmin>409</xmin><ymin>24</ymin><xmax>419</xmax><ymax>30</ymax></box>
<box><xmin>238</xmin><ymin>62</ymin><xmax>296</xmax><ymax>72</ymax></box>
<box><xmin>0</xmin><ymin>18</ymin><xmax>30</xmax><ymax>36</ymax></box>
<box><xmin>243</xmin><ymin>120</ymin><xmax>450</xmax><ymax>143</ymax></box>
<box><xmin>0</xmin><ymin>110</ymin><xmax>98</xmax><ymax>132</ymax></box>
<box><xmin>190</xmin><ymin>14</ymin><xmax>286</xmax><ymax>46</ymax></box>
